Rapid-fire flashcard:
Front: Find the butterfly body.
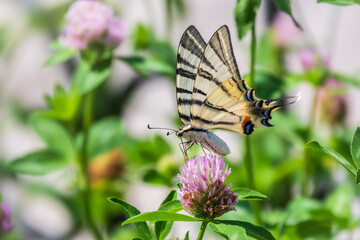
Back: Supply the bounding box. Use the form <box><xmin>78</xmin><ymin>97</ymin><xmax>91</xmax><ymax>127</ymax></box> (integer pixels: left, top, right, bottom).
<box><xmin>175</xmin><ymin>25</ymin><xmax>299</xmax><ymax>157</ymax></box>
<box><xmin>176</xmin><ymin>124</ymin><xmax>230</xmax><ymax>156</ymax></box>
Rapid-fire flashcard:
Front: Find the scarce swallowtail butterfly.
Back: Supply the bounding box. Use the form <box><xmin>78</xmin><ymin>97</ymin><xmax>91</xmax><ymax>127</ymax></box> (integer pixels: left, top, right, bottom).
<box><xmin>160</xmin><ymin>25</ymin><xmax>300</xmax><ymax>158</ymax></box>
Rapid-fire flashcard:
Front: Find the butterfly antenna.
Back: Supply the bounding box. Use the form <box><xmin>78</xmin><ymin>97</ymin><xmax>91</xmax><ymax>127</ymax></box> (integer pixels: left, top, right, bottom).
<box><xmin>147</xmin><ymin>124</ymin><xmax>177</xmax><ymax>136</ymax></box>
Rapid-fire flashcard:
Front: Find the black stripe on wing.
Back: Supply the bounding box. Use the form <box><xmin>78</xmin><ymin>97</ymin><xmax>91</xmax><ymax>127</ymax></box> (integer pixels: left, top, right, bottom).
<box><xmin>177</xmin><ymin>54</ymin><xmax>197</xmax><ymax>69</ymax></box>
<box><xmin>180</xmin><ymin>26</ymin><xmax>206</xmax><ymax>59</ymax></box>
<box><xmin>176</xmin><ymin>25</ymin><xmax>207</xmax><ymax>125</ymax></box>
<box><xmin>176</xmin><ymin>68</ymin><xmax>197</xmax><ymax>80</ymax></box>
<box><xmin>192</xmin><ymin>116</ymin><xmax>236</xmax><ymax>125</ymax></box>
<box><xmin>204</xmin><ymin>100</ymin><xmax>237</xmax><ymax>116</ymax></box>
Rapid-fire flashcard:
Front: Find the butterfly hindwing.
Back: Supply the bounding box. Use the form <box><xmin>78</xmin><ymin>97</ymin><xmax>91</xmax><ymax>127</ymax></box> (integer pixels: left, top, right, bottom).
<box><xmin>176</xmin><ymin>26</ymin><xmax>206</xmax><ymax>124</ymax></box>
<box><xmin>198</xmin><ymin>79</ymin><xmax>281</xmax><ymax>134</ymax></box>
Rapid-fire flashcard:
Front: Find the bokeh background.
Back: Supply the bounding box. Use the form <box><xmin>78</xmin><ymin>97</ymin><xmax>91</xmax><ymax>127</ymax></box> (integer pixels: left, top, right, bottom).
<box><xmin>1</xmin><ymin>0</ymin><xmax>360</xmax><ymax>239</ymax></box>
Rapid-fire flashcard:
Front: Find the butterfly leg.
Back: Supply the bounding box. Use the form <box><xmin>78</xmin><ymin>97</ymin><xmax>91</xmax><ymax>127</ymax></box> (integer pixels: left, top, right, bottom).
<box><xmin>183</xmin><ymin>141</ymin><xmax>194</xmax><ymax>160</ymax></box>
<box><xmin>200</xmin><ymin>144</ymin><xmax>208</xmax><ymax>157</ymax></box>
<box><xmin>200</xmin><ymin>144</ymin><xmax>213</xmax><ymax>156</ymax></box>
<box><xmin>178</xmin><ymin>141</ymin><xmax>187</xmax><ymax>160</ymax></box>
<box><xmin>186</xmin><ymin>142</ymin><xmax>194</xmax><ymax>157</ymax></box>
<box><xmin>179</xmin><ymin>139</ymin><xmax>192</xmax><ymax>160</ymax></box>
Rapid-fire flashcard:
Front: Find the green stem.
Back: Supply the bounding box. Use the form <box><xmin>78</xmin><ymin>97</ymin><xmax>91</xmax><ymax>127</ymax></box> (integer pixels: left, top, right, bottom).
<box><xmin>196</xmin><ymin>221</ymin><xmax>209</xmax><ymax>240</ymax></box>
<box><xmin>244</xmin><ymin>137</ymin><xmax>262</xmax><ymax>225</ymax></box>
<box><xmin>301</xmin><ymin>90</ymin><xmax>318</xmax><ymax>196</ymax></box>
<box><xmin>79</xmin><ymin>91</ymin><xmax>103</xmax><ymax>240</ymax></box>
<box><xmin>249</xmin><ymin>22</ymin><xmax>257</xmax><ymax>88</ymax></box>
<box><xmin>244</xmin><ymin>22</ymin><xmax>262</xmax><ymax>225</ymax></box>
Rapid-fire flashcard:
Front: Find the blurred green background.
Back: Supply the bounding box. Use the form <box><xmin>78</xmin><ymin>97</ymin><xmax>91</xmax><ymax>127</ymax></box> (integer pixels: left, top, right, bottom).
<box><xmin>1</xmin><ymin>0</ymin><xmax>360</xmax><ymax>239</ymax></box>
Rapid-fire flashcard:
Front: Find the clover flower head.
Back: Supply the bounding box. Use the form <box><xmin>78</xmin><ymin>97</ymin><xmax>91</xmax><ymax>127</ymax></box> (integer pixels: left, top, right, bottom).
<box><xmin>62</xmin><ymin>0</ymin><xmax>127</xmax><ymax>49</ymax></box>
<box><xmin>1</xmin><ymin>203</ymin><xmax>13</xmax><ymax>235</ymax></box>
<box><xmin>177</xmin><ymin>155</ymin><xmax>238</xmax><ymax>219</ymax></box>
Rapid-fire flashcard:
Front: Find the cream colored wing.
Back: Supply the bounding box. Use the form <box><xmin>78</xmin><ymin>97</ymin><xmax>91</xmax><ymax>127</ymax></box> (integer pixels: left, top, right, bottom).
<box><xmin>176</xmin><ymin>25</ymin><xmax>206</xmax><ymax>124</ymax></box>
<box><xmin>195</xmin><ymin>76</ymin><xmax>299</xmax><ymax>135</ymax></box>
<box><xmin>190</xmin><ymin>25</ymin><xmax>295</xmax><ymax>134</ymax></box>
<box><xmin>189</xmin><ymin>25</ymin><xmax>243</xmax><ymax>123</ymax></box>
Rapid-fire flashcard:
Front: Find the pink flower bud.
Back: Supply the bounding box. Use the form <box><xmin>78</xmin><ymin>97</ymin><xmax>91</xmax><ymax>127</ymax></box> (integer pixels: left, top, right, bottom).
<box><xmin>61</xmin><ymin>0</ymin><xmax>127</xmax><ymax>50</ymax></box>
<box><xmin>299</xmin><ymin>48</ymin><xmax>331</xmax><ymax>71</ymax></box>
<box><xmin>318</xmin><ymin>77</ymin><xmax>347</xmax><ymax>125</ymax></box>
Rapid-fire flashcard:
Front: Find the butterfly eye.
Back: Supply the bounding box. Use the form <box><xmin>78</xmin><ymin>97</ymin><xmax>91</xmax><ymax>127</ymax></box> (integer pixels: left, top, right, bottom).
<box><xmin>178</xmin><ymin>132</ymin><xmax>184</xmax><ymax>137</ymax></box>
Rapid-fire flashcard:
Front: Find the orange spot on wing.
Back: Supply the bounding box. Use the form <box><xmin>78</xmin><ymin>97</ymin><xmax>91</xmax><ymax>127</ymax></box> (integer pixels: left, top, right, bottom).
<box><xmin>241</xmin><ymin>116</ymin><xmax>251</xmax><ymax>134</ymax></box>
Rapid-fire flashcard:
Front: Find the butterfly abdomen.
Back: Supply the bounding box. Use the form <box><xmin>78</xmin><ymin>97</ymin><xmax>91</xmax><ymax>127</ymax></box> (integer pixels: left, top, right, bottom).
<box><xmin>203</xmin><ymin>131</ymin><xmax>231</xmax><ymax>156</ymax></box>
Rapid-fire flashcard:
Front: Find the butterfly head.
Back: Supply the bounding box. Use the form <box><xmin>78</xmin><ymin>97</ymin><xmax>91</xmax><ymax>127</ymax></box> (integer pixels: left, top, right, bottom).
<box><xmin>176</xmin><ymin>124</ymin><xmax>192</xmax><ymax>139</ymax></box>
<box><xmin>176</xmin><ymin>129</ymin><xmax>184</xmax><ymax>138</ymax></box>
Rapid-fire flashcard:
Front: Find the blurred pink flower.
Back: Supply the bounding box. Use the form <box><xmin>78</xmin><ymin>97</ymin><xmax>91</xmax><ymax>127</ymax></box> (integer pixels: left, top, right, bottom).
<box><xmin>299</xmin><ymin>48</ymin><xmax>317</xmax><ymax>70</ymax></box>
<box><xmin>299</xmin><ymin>48</ymin><xmax>331</xmax><ymax>71</ymax></box>
<box><xmin>62</xmin><ymin>0</ymin><xmax>127</xmax><ymax>50</ymax></box>
<box><xmin>318</xmin><ymin>77</ymin><xmax>347</xmax><ymax>125</ymax></box>
<box><xmin>272</xmin><ymin>12</ymin><xmax>301</xmax><ymax>47</ymax></box>
<box><xmin>104</xmin><ymin>18</ymin><xmax>128</xmax><ymax>46</ymax></box>
<box><xmin>1</xmin><ymin>203</ymin><xmax>13</xmax><ymax>235</ymax></box>
<box><xmin>177</xmin><ymin>155</ymin><xmax>238</xmax><ymax>219</ymax></box>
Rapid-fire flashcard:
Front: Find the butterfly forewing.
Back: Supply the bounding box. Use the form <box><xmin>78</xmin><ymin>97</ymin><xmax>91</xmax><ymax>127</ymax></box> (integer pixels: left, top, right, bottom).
<box><xmin>176</xmin><ymin>26</ymin><xmax>206</xmax><ymax>124</ymax></box>
<box><xmin>190</xmin><ymin>25</ymin><xmax>243</xmax><ymax>127</ymax></box>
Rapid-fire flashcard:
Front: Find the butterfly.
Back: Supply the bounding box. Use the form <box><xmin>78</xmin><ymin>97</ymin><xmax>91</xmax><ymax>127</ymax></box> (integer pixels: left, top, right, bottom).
<box><xmin>172</xmin><ymin>25</ymin><xmax>300</xmax><ymax>158</ymax></box>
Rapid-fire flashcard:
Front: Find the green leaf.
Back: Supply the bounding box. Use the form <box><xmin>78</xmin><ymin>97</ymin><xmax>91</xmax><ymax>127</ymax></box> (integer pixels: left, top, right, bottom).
<box><xmin>29</xmin><ymin>115</ymin><xmax>75</xmax><ymax>161</ymax></box>
<box><xmin>158</xmin><ymin>200</ymin><xmax>183</xmax><ymax>212</ymax></box>
<box><xmin>73</xmin><ymin>60</ymin><xmax>111</xmax><ymax>95</ymax></box>
<box><xmin>351</xmin><ymin>127</ymin><xmax>360</xmax><ymax>169</ymax></box>
<box><xmin>183</xmin><ymin>231</ymin><xmax>190</xmax><ymax>240</ymax></box>
<box><xmin>148</xmin><ymin>40</ymin><xmax>177</xmax><ymax>70</ymax></box>
<box><xmin>132</xmin><ymin>24</ymin><xmax>154</xmax><ymax>50</ymax></box>
<box><xmin>117</xmin><ymin>56</ymin><xmax>175</xmax><ymax>78</ymax></box>
<box><xmin>305</xmin><ymin>141</ymin><xmax>357</xmax><ymax>176</ymax></box>
<box><xmin>274</xmin><ymin>0</ymin><xmax>302</xmax><ymax>29</ymax></box>
<box><xmin>210</xmin><ymin>222</ymin><xmax>248</xmax><ymax>240</ymax></box>
<box><xmin>332</xmin><ymin>72</ymin><xmax>360</xmax><ymax>87</ymax></box>
<box><xmin>317</xmin><ymin>0</ymin><xmax>360</xmax><ymax>5</ymax></box>
<box><xmin>356</xmin><ymin>169</ymin><xmax>360</xmax><ymax>185</ymax></box>
<box><xmin>290</xmin><ymin>220</ymin><xmax>332</xmax><ymax>239</ymax></box>
<box><xmin>43</xmin><ymin>41</ymin><xmax>77</xmax><ymax>66</ymax></box>
<box><xmin>8</xmin><ymin>149</ymin><xmax>68</xmax><ymax>175</ymax></box>
<box><xmin>108</xmin><ymin>197</ymin><xmax>152</xmax><ymax>240</ymax></box>
<box><xmin>37</xmin><ymin>85</ymin><xmax>81</xmax><ymax>121</ymax></box>
<box><xmin>214</xmin><ymin>220</ymin><xmax>275</xmax><ymax>240</ymax></box>
<box><xmin>155</xmin><ymin>191</ymin><xmax>181</xmax><ymax>240</ymax></box>
<box><xmin>234</xmin><ymin>0</ymin><xmax>261</xmax><ymax>40</ymax></box>
<box><xmin>325</xmin><ymin>184</ymin><xmax>353</xmax><ymax>227</ymax></box>
<box><xmin>122</xmin><ymin>211</ymin><xmax>201</xmax><ymax>225</ymax></box>
<box><xmin>232</xmin><ymin>187</ymin><xmax>269</xmax><ymax>201</ymax></box>
<box><xmin>252</xmin><ymin>70</ymin><xmax>286</xmax><ymax>99</ymax></box>
<box><xmin>86</xmin><ymin>117</ymin><xmax>129</xmax><ymax>158</ymax></box>
<box><xmin>160</xmin><ymin>190</ymin><xmax>177</xmax><ymax>205</ymax></box>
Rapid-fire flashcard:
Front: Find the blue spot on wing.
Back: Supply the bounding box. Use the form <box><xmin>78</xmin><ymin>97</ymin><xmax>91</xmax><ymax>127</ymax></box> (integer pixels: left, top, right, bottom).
<box><xmin>246</xmin><ymin>90</ymin><xmax>254</xmax><ymax>101</ymax></box>
<box><xmin>244</xmin><ymin>121</ymin><xmax>254</xmax><ymax>135</ymax></box>
<box><xmin>261</xmin><ymin>119</ymin><xmax>273</xmax><ymax>127</ymax></box>
<box><xmin>263</xmin><ymin>109</ymin><xmax>272</xmax><ymax>119</ymax></box>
